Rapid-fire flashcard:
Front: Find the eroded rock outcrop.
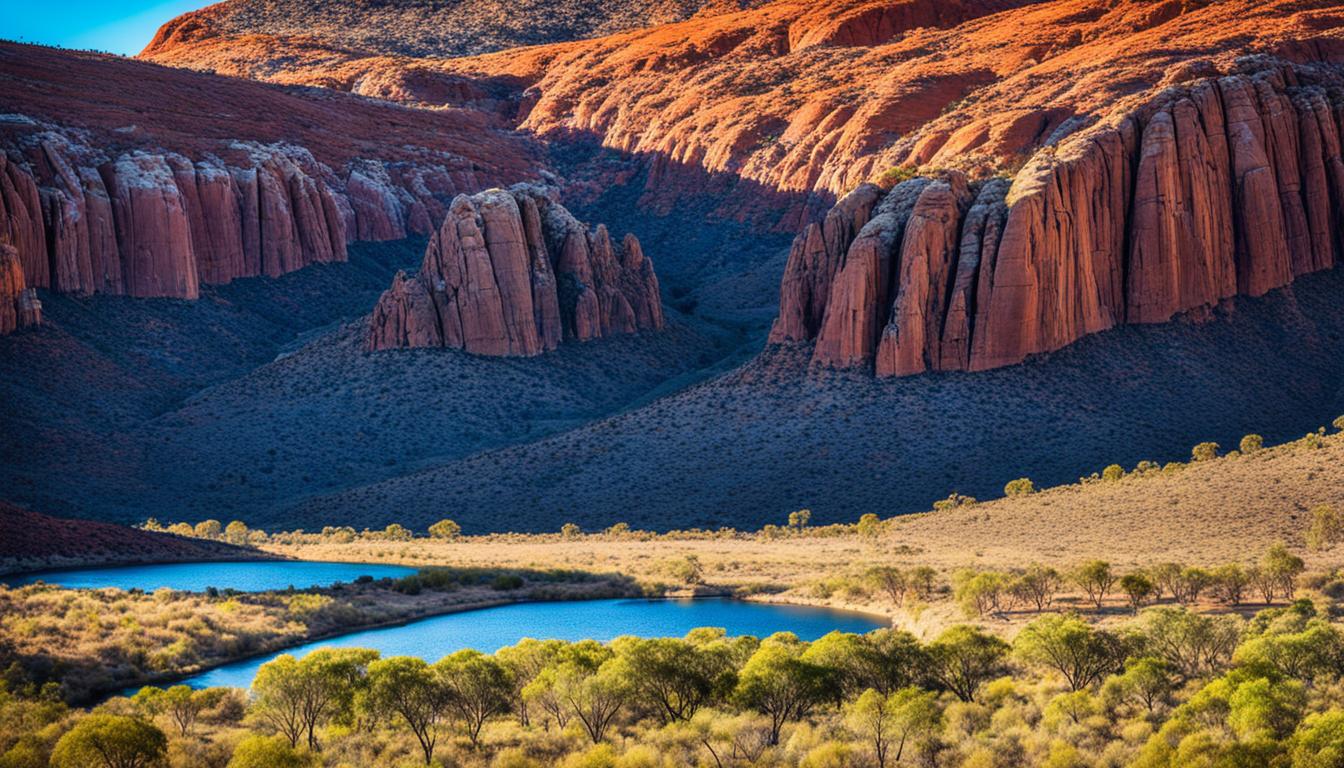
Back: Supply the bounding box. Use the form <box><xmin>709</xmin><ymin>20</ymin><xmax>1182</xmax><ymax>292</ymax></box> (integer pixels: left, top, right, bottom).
<box><xmin>367</xmin><ymin>185</ymin><xmax>663</xmax><ymax>355</ymax></box>
<box><xmin>0</xmin><ymin>244</ymin><xmax>41</xmax><ymax>334</ymax></box>
<box><xmin>772</xmin><ymin>63</ymin><xmax>1344</xmax><ymax>376</ymax></box>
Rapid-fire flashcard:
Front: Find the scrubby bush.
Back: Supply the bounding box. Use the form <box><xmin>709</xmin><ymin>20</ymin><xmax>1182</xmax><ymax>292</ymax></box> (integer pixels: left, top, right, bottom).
<box><xmin>1102</xmin><ymin>464</ymin><xmax>1125</xmax><ymax>482</ymax></box>
<box><xmin>1003</xmin><ymin>478</ymin><xmax>1035</xmax><ymax>497</ymax></box>
<box><xmin>1191</xmin><ymin>442</ymin><xmax>1219</xmax><ymax>461</ymax></box>
<box><xmin>1240</xmin><ymin>434</ymin><xmax>1264</xmax><ymax>453</ymax></box>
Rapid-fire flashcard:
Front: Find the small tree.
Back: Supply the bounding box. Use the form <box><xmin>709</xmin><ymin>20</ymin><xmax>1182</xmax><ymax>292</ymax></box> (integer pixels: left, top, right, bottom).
<box><xmin>224</xmin><ymin>520</ymin><xmax>250</xmax><ymax>545</ymax></box>
<box><xmin>1150</xmin><ymin>562</ymin><xmax>1182</xmax><ymax>602</ymax></box>
<box><xmin>132</xmin><ymin>685</ymin><xmax>222</xmax><ymax>737</ymax></box>
<box><xmin>908</xmin><ymin>567</ymin><xmax>938</xmax><ymax>601</ymax></box>
<box><xmin>734</xmin><ymin>634</ymin><xmax>830</xmax><ymax>744</ymax></box>
<box><xmin>226</xmin><ymin>736</ymin><xmax>310</xmax><ymax>768</ymax></box>
<box><xmin>51</xmin><ymin>715</ymin><xmax>167</xmax><ymax>768</ymax></box>
<box><xmin>1191</xmin><ymin>441</ymin><xmax>1219</xmax><ymax>461</ymax></box>
<box><xmin>365</xmin><ymin>657</ymin><xmax>451</xmax><ymax>765</ymax></box>
<box><xmin>1262</xmin><ymin>543</ymin><xmax>1305</xmax><ymax>600</ymax></box>
<box><xmin>1333</xmin><ymin>415</ymin><xmax>1344</xmax><ymax>432</ymax></box>
<box><xmin>845</xmin><ymin>687</ymin><xmax>939</xmax><ymax>768</ymax></box>
<box><xmin>1014</xmin><ymin>564</ymin><xmax>1061</xmax><ymax>613</ymax></box>
<box><xmin>1072</xmin><ymin>560</ymin><xmax>1115</xmax><ymax>611</ymax></box>
<box><xmin>428</xmin><ymin>519</ymin><xmax>462</xmax><ymax>540</ymax></box>
<box><xmin>560</xmin><ymin>523</ymin><xmax>582</xmax><ymax>539</ymax></box>
<box><xmin>436</xmin><ymin>650</ymin><xmax>513</xmax><ymax>748</ymax></box>
<box><xmin>856</xmin><ymin>513</ymin><xmax>884</xmax><ymax>539</ymax></box>
<box><xmin>1101</xmin><ymin>464</ymin><xmax>1125</xmax><ymax>482</ymax></box>
<box><xmin>1014</xmin><ymin>613</ymin><xmax>1126</xmax><ymax>691</ymax></box>
<box><xmin>788</xmin><ymin>509</ymin><xmax>812</xmax><ymax>532</ymax></box>
<box><xmin>1174</xmin><ymin>567</ymin><xmax>1212</xmax><ymax>605</ymax></box>
<box><xmin>1120</xmin><ymin>572</ymin><xmax>1154</xmax><ymax>614</ymax></box>
<box><xmin>1210</xmin><ymin>564</ymin><xmax>1249</xmax><ymax>606</ymax></box>
<box><xmin>925</xmin><ymin>626</ymin><xmax>1009</xmax><ymax>702</ymax></box>
<box><xmin>194</xmin><ymin>519</ymin><xmax>222</xmax><ymax>539</ymax></box>
<box><xmin>1306</xmin><ymin>504</ymin><xmax>1344</xmax><ymax>552</ymax></box>
<box><xmin>1003</xmin><ymin>478</ymin><xmax>1035</xmax><ymax>496</ymax></box>
<box><xmin>666</xmin><ymin>555</ymin><xmax>704</xmax><ymax>585</ymax></box>
<box><xmin>1240</xmin><ymin>434</ymin><xmax>1264</xmax><ymax>453</ymax></box>
<box><xmin>866</xmin><ymin>567</ymin><xmax>908</xmax><ymax>608</ymax></box>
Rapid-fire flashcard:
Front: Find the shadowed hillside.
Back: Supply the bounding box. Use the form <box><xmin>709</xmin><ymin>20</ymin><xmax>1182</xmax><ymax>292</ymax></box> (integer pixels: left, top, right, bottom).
<box><xmin>291</xmin><ymin>266</ymin><xmax>1344</xmax><ymax>533</ymax></box>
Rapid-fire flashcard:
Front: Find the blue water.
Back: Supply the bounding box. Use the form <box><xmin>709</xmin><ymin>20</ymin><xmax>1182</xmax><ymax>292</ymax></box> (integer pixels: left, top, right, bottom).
<box><xmin>3</xmin><ymin>561</ymin><xmax>416</xmax><ymax>592</ymax></box>
<box><xmin>180</xmin><ymin>598</ymin><xmax>888</xmax><ymax>689</ymax></box>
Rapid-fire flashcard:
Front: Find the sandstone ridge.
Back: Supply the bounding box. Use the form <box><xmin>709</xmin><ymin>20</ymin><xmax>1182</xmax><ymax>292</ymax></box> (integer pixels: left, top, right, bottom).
<box><xmin>772</xmin><ymin>63</ymin><xmax>1344</xmax><ymax>375</ymax></box>
<box><xmin>367</xmin><ymin>185</ymin><xmax>664</xmax><ymax>355</ymax></box>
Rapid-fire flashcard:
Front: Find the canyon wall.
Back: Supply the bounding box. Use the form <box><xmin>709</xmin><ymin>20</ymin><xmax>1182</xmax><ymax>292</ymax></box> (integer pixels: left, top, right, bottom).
<box><xmin>367</xmin><ymin>185</ymin><xmax>663</xmax><ymax>355</ymax></box>
<box><xmin>0</xmin><ymin>127</ymin><xmax>512</xmax><ymax>335</ymax></box>
<box><xmin>771</xmin><ymin>63</ymin><xmax>1344</xmax><ymax>376</ymax></box>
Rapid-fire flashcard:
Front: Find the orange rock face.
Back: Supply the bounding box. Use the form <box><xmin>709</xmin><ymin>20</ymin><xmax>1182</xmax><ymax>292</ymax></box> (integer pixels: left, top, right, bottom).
<box><xmin>0</xmin><ymin>244</ymin><xmax>41</xmax><ymax>334</ymax></box>
<box><xmin>0</xmin><ymin>42</ymin><xmax>540</xmax><ymax>309</ymax></box>
<box><xmin>775</xmin><ymin>63</ymin><xmax>1344</xmax><ymax>376</ymax></box>
<box><xmin>367</xmin><ymin>185</ymin><xmax>664</xmax><ymax>354</ymax></box>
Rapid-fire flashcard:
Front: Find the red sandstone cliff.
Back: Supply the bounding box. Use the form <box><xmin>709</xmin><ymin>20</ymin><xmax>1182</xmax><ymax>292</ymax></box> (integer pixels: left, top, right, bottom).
<box><xmin>367</xmin><ymin>185</ymin><xmax>664</xmax><ymax>354</ymax></box>
<box><xmin>0</xmin><ymin>42</ymin><xmax>541</xmax><ymax>333</ymax></box>
<box><xmin>0</xmin><ymin>244</ymin><xmax>41</xmax><ymax>335</ymax></box>
<box><xmin>772</xmin><ymin>62</ymin><xmax>1344</xmax><ymax>376</ymax></box>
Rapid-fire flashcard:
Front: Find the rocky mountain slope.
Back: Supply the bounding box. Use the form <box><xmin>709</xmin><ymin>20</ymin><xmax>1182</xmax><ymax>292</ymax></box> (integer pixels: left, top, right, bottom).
<box><xmin>773</xmin><ymin>61</ymin><xmax>1344</xmax><ymax>375</ymax></box>
<box><xmin>0</xmin><ymin>503</ymin><xmax>251</xmax><ymax>575</ymax></box>
<box><xmin>293</xmin><ymin>264</ymin><xmax>1344</xmax><ymax>532</ymax></box>
<box><xmin>0</xmin><ymin>42</ymin><xmax>540</xmax><ymax>320</ymax></box>
<box><xmin>143</xmin><ymin>0</ymin><xmax>767</xmax><ymax>61</ymax></box>
<box><xmin>367</xmin><ymin>185</ymin><xmax>663</xmax><ymax>355</ymax></box>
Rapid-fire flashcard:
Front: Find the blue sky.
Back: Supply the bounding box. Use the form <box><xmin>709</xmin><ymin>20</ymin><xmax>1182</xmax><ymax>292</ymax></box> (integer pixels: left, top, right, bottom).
<box><xmin>2</xmin><ymin>1</ymin><xmax>212</xmax><ymax>56</ymax></box>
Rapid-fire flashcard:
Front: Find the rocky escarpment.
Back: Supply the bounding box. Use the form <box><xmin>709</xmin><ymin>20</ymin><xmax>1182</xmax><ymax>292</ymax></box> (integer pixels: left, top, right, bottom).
<box><xmin>771</xmin><ymin>62</ymin><xmax>1344</xmax><ymax>376</ymax></box>
<box><xmin>0</xmin><ymin>244</ymin><xmax>41</xmax><ymax>334</ymax></box>
<box><xmin>0</xmin><ymin>42</ymin><xmax>542</xmax><ymax>334</ymax></box>
<box><xmin>367</xmin><ymin>185</ymin><xmax>663</xmax><ymax>355</ymax></box>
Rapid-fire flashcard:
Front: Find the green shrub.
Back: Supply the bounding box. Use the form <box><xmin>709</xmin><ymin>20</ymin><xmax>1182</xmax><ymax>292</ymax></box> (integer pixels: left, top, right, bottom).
<box><xmin>1191</xmin><ymin>442</ymin><xmax>1219</xmax><ymax>461</ymax></box>
<box><xmin>1102</xmin><ymin>464</ymin><xmax>1125</xmax><ymax>482</ymax></box>
<box><xmin>1239</xmin><ymin>434</ymin><xmax>1264</xmax><ymax>453</ymax></box>
<box><xmin>1003</xmin><ymin>478</ymin><xmax>1035</xmax><ymax>497</ymax></box>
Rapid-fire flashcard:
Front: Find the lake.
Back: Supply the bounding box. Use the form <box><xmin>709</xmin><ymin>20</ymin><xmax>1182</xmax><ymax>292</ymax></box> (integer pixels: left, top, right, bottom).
<box><xmin>2</xmin><ymin>560</ymin><xmax>416</xmax><ymax>592</ymax></box>
<box><xmin>179</xmin><ymin>597</ymin><xmax>888</xmax><ymax>689</ymax></box>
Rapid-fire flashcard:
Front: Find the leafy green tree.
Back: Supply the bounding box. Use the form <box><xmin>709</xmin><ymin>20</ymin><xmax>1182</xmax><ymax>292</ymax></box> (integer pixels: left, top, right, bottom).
<box><xmin>428</xmin><ymin>519</ymin><xmax>462</xmax><ymax>540</ymax></box>
<box><xmin>924</xmin><ymin>626</ymin><xmax>1008</xmax><ymax>702</ymax></box>
<box><xmin>1071</xmin><ymin>560</ymin><xmax>1115</xmax><ymax>610</ymax></box>
<box><xmin>224</xmin><ymin>520</ymin><xmax>250</xmax><ymax>545</ymax></box>
<box><xmin>1142</xmin><ymin>608</ymin><xmax>1243</xmax><ymax>679</ymax></box>
<box><xmin>435</xmin><ymin>649</ymin><xmax>512</xmax><ymax>747</ymax></box>
<box><xmin>1290</xmin><ymin>710</ymin><xmax>1344</xmax><ymax>768</ymax></box>
<box><xmin>1120</xmin><ymin>572</ymin><xmax>1155</xmax><ymax>613</ymax></box>
<box><xmin>1014</xmin><ymin>614</ymin><xmax>1126</xmax><ymax>691</ymax></box>
<box><xmin>193</xmin><ymin>520</ymin><xmax>222</xmax><ymax>539</ymax></box>
<box><xmin>856</xmin><ymin>513</ymin><xmax>884</xmax><ymax>539</ymax></box>
<box><xmin>1013</xmin><ymin>564</ymin><xmax>1061</xmax><ymax>613</ymax></box>
<box><xmin>1305</xmin><ymin>504</ymin><xmax>1343</xmax><ymax>552</ymax></box>
<box><xmin>131</xmin><ymin>685</ymin><xmax>222</xmax><ymax>737</ymax></box>
<box><xmin>252</xmin><ymin>649</ymin><xmax>377</xmax><ymax>750</ymax></box>
<box><xmin>1211</xmin><ymin>564</ymin><xmax>1249</xmax><ymax>606</ymax></box>
<box><xmin>1235</xmin><ymin>608</ymin><xmax>1344</xmax><ymax>681</ymax></box>
<box><xmin>845</xmin><ymin>687</ymin><xmax>939</xmax><ymax>768</ymax></box>
<box><xmin>952</xmin><ymin>570</ymin><xmax>1009</xmax><ymax>619</ymax></box>
<box><xmin>1191</xmin><ymin>442</ymin><xmax>1220</xmax><ymax>461</ymax></box>
<box><xmin>865</xmin><ymin>567</ymin><xmax>907</xmax><ymax>608</ymax></box>
<box><xmin>365</xmin><ymin>656</ymin><xmax>451</xmax><ymax>765</ymax></box>
<box><xmin>734</xmin><ymin>633</ymin><xmax>831</xmax><ymax>744</ymax></box>
<box><xmin>1174</xmin><ymin>567</ymin><xmax>1212</xmax><ymax>605</ymax></box>
<box><xmin>612</xmin><ymin>636</ymin><xmax>733</xmax><ymax>724</ymax></box>
<box><xmin>1103</xmin><ymin>657</ymin><xmax>1175</xmax><ymax>715</ymax></box>
<box><xmin>1262</xmin><ymin>544</ymin><xmax>1305</xmax><ymax>599</ymax></box>
<box><xmin>50</xmin><ymin>715</ymin><xmax>166</xmax><ymax>768</ymax></box>
<box><xmin>788</xmin><ymin>509</ymin><xmax>812</xmax><ymax>532</ymax></box>
<box><xmin>225</xmin><ymin>735</ymin><xmax>310</xmax><ymax>768</ymax></box>
<box><xmin>496</xmin><ymin>638</ymin><xmax>568</xmax><ymax>727</ymax></box>
<box><xmin>907</xmin><ymin>567</ymin><xmax>937</xmax><ymax>601</ymax></box>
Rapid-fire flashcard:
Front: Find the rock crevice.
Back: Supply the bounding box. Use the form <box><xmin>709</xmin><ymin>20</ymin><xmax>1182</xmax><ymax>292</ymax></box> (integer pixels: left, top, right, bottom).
<box><xmin>772</xmin><ymin>64</ymin><xmax>1344</xmax><ymax>376</ymax></box>
<box><xmin>366</xmin><ymin>185</ymin><xmax>664</xmax><ymax>355</ymax></box>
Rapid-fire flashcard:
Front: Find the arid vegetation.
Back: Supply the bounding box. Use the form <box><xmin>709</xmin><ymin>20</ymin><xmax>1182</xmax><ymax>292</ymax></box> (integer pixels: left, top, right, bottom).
<box><xmin>8</xmin><ymin>598</ymin><xmax>1344</xmax><ymax>767</ymax></box>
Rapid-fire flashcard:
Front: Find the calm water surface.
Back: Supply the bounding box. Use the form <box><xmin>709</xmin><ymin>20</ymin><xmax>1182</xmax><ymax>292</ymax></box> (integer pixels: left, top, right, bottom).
<box><xmin>181</xmin><ymin>598</ymin><xmax>888</xmax><ymax>689</ymax></box>
<box><xmin>3</xmin><ymin>560</ymin><xmax>416</xmax><ymax>592</ymax></box>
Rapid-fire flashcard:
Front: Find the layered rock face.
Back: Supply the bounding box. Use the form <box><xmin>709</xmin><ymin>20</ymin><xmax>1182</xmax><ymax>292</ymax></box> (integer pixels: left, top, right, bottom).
<box><xmin>0</xmin><ymin>41</ymin><xmax>541</xmax><ymax>334</ymax></box>
<box><xmin>772</xmin><ymin>64</ymin><xmax>1344</xmax><ymax>376</ymax></box>
<box><xmin>0</xmin><ymin>244</ymin><xmax>41</xmax><ymax>334</ymax></box>
<box><xmin>368</xmin><ymin>186</ymin><xmax>663</xmax><ymax>355</ymax></box>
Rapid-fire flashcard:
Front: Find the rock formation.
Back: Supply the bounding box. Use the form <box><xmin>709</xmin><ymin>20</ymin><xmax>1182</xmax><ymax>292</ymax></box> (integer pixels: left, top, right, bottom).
<box><xmin>367</xmin><ymin>185</ymin><xmax>663</xmax><ymax>354</ymax></box>
<box><xmin>0</xmin><ymin>41</ymin><xmax>540</xmax><ymax>334</ymax></box>
<box><xmin>0</xmin><ymin>244</ymin><xmax>41</xmax><ymax>334</ymax></box>
<box><xmin>772</xmin><ymin>63</ymin><xmax>1344</xmax><ymax>376</ymax></box>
